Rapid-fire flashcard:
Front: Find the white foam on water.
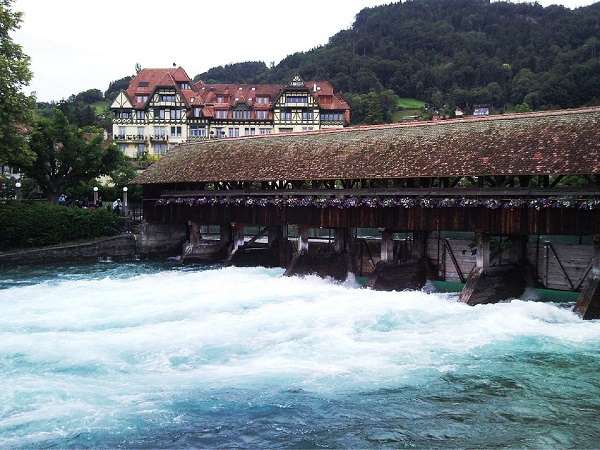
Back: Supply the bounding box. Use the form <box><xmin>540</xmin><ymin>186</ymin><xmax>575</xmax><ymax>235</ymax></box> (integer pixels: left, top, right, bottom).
<box><xmin>1</xmin><ymin>264</ymin><xmax>599</xmax><ymax>447</ymax></box>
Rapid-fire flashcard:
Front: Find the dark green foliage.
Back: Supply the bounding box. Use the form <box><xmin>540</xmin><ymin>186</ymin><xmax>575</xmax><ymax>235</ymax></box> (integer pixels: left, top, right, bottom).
<box><xmin>201</xmin><ymin>0</ymin><xmax>599</xmax><ymax>122</ymax></box>
<box><xmin>193</xmin><ymin>61</ymin><xmax>269</xmax><ymax>84</ymax></box>
<box><xmin>0</xmin><ymin>202</ymin><xmax>122</xmax><ymax>251</ymax></box>
<box><xmin>23</xmin><ymin>110</ymin><xmax>128</xmax><ymax>203</ymax></box>
<box><xmin>0</xmin><ymin>0</ymin><xmax>36</xmax><ymax>167</ymax></box>
<box><xmin>104</xmin><ymin>75</ymin><xmax>134</xmax><ymax>101</ymax></box>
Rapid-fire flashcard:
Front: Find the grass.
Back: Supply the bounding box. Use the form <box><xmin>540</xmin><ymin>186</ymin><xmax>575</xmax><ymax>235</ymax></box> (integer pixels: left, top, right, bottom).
<box><xmin>397</xmin><ymin>98</ymin><xmax>425</xmax><ymax>109</ymax></box>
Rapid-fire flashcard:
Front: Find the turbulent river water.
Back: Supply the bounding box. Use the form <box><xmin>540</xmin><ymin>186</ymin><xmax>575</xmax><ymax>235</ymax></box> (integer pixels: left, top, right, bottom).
<box><xmin>0</xmin><ymin>261</ymin><xmax>599</xmax><ymax>448</ymax></box>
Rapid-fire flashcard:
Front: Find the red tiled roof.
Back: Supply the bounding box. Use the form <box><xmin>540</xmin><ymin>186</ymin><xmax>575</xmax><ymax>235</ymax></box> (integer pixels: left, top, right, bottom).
<box><xmin>134</xmin><ymin>107</ymin><xmax>600</xmax><ymax>185</ymax></box>
<box><xmin>125</xmin><ymin>67</ymin><xmax>200</xmax><ymax>109</ymax></box>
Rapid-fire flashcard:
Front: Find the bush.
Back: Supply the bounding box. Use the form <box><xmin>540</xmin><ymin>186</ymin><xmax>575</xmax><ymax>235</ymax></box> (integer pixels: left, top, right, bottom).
<box><xmin>0</xmin><ymin>201</ymin><xmax>123</xmax><ymax>251</ymax></box>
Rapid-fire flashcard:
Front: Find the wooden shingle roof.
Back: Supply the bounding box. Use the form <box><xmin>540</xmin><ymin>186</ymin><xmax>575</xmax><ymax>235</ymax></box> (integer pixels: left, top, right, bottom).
<box><xmin>134</xmin><ymin>107</ymin><xmax>600</xmax><ymax>185</ymax></box>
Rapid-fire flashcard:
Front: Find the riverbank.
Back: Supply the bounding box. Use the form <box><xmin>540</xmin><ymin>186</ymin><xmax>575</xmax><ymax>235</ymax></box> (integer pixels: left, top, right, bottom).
<box><xmin>0</xmin><ymin>234</ymin><xmax>138</xmax><ymax>266</ymax></box>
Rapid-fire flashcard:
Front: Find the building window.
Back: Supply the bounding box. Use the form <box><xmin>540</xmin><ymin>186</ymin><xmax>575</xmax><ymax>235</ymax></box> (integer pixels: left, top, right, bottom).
<box><xmin>189</xmin><ymin>126</ymin><xmax>206</xmax><ymax>137</ymax></box>
<box><xmin>118</xmin><ymin>126</ymin><xmax>126</xmax><ymax>138</ymax></box>
<box><xmin>287</xmin><ymin>96</ymin><xmax>307</xmax><ymax>104</ymax></box>
<box><xmin>228</xmin><ymin>128</ymin><xmax>239</xmax><ymax>137</ymax></box>
<box><xmin>116</xmin><ymin>111</ymin><xmax>130</xmax><ymax>119</ymax></box>
<box><xmin>159</xmin><ymin>94</ymin><xmax>175</xmax><ymax>102</ymax></box>
<box><xmin>244</xmin><ymin>128</ymin><xmax>256</xmax><ymax>136</ymax></box>
<box><xmin>119</xmin><ymin>144</ymin><xmax>126</xmax><ymax>153</ymax></box>
<box><xmin>137</xmin><ymin>144</ymin><xmax>145</xmax><ymax>157</ymax></box>
<box><xmin>280</xmin><ymin>108</ymin><xmax>292</xmax><ymax>120</ymax></box>
<box><xmin>216</xmin><ymin>96</ymin><xmax>224</xmax><ymax>103</ymax></box>
<box><xmin>302</xmin><ymin>110</ymin><xmax>314</xmax><ymax>120</ymax></box>
<box><xmin>279</xmin><ymin>128</ymin><xmax>293</xmax><ymax>133</ymax></box>
<box><xmin>154</xmin><ymin>108</ymin><xmax>165</xmax><ymax>120</ymax></box>
<box><xmin>153</xmin><ymin>126</ymin><xmax>166</xmax><ymax>138</ymax></box>
<box><xmin>256</xmin><ymin>96</ymin><xmax>269</xmax><ymax>104</ymax></box>
<box><xmin>215</xmin><ymin>110</ymin><xmax>228</xmax><ymax>119</ymax></box>
<box><xmin>259</xmin><ymin>128</ymin><xmax>271</xmax><ymax>134</ymax></box>
<box><xmin>154</xmin><ymin>143</ymin><xmax>166</xmax><ymax>155</ymax></box>
<box><xmin>179</xmin><ymin>83</ymin><xmax>190</xmax><ymax>90</ymax></box>
<box><xmin>137</xmin><ymin>127</ymin><xmax>144</xmax><ymax>139</ymax></box>
<box><xmin>136</xmin><ymin>95</ymin><xmax>148</xmax><ymax>103</ymax></box>
<box><xmin>194</xmin><ymin>107</ymin><xmax>202</xmax><ymax>117</ymax></box>
<box><xmin>233</xmin><ymin>110</ymin><xmax>251</xmax><ymax>119</ymax></box>
<box><xmin>136</xmin><ymin>110</ymin><xmax>144</xmax><ymax>120</ymax></box>
<box><xmin>255</xmin><ymin>110</ymin><xmax>268</xmax><ymax>119</ymax></box>
<box><xmin>321</xmin><ymin>112</ymin><xmax>344</xmax><ymax>121</ymax></box>
<box><xmin>170</xmin><ymin>109</ymin><xmax>182</xmax><ymax>120</ymax></box>
<box><xmin>170</xmin><ymin>126</ymin><xmax>182</xmax><ymax>137</ymax></box>
<box><xmin>215</xmin><ymin>128</ymin><xmax>224</xmax><ymax>137</ymax></box>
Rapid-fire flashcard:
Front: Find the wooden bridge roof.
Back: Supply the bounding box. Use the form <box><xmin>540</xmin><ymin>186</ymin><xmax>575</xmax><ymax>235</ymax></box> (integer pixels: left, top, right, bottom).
<box><xmin>134</xmin><ymin>107</ymin><xmax>600</xmax><ymax>185</ymax></box>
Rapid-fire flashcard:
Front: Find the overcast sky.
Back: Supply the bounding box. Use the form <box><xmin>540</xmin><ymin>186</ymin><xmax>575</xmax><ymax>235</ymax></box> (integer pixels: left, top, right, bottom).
<box><xmin>11</xmin><ymin>0</ymin><xmax>599</xmax><ymax>102</ymax></box>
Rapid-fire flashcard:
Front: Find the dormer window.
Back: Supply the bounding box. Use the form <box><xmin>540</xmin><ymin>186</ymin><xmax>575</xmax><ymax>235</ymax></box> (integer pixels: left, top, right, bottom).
<box><xmin>160</xmin><ymin>94</ymin><xmax>176</xmax><ymax>102</ymax></box>
<box><xmin>179</xmin><ymin>82</ymin><xmax>190</xmax><ymax>90</ymax></box>
<box><xmin>256</xmin><ymin>96</ymin><xmax>269</xmax><ymax>104</ymax></box>
<box><xmin>217</xmin><ymin>96</ymin><xmax>224</xmax><ymax>103</ymax></box>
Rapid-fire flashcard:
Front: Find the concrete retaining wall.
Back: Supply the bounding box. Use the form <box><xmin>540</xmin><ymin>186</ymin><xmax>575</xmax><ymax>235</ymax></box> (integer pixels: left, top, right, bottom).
<box><xmin>0</xmin><ymin>235</ymin><xmax>138</xmax><ymax>266</ymax></box>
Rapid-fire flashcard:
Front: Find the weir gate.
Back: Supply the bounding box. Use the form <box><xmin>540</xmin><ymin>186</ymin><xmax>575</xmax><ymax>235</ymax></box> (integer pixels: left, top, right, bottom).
<box><xmin>135</xmin><ymin>107</ymin><xmax>600</xmax><ymax>319</ymax></box>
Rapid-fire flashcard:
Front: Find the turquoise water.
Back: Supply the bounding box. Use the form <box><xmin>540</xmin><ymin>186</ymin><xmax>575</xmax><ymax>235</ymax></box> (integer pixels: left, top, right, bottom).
<box><xmin>1</xmin><ymin>262</ymin><xmax>599</xmax><ymax>448</ymax></box>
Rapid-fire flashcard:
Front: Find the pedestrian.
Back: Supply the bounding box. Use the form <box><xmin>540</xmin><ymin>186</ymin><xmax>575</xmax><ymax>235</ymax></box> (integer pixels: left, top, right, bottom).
<box><xmin>125</xmin><ymin>211</ymin><xmax>134</xmax><ymax>233</ymax></box>
<box><xmin>112</xmin><ymin>198</ymin><xmax>122</xmax><ymax>216</ymax></box>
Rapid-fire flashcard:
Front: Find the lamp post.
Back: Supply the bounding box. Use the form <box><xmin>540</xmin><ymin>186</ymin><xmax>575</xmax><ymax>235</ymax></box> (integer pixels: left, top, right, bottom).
<box><xmin>15</xmin><ymin>181</ymin><xmax>21</xmax><ymax>203</ymax></box>
<box><xmin>122</xmin><ymin>186</ymin><xmax>128</xmax><ymax>216</ymax></box>
<box><xmin>93</xmin><ymin>186</ymin><xmax>98</xmax><ymax>205</ymax></box>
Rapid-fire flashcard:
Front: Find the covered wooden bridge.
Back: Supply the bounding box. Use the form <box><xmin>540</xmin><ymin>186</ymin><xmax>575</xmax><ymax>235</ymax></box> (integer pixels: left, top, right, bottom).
<box><xmin>134</xmin><ymin>107</ymin><xmax>600</xmax><ymax>318</ymax></box>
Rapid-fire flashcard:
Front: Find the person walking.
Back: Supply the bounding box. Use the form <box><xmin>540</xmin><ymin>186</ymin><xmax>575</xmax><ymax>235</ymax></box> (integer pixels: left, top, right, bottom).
<box><xmin>112</xmin><ymin>198</ymin><xmax>122</xmax><ymax>216</ymax></box>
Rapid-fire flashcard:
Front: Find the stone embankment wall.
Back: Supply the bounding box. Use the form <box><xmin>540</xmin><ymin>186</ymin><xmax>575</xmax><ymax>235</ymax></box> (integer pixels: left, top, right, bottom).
<box><xmin>0</xmin><ymin>235</ymin><xmax>138</xmax><ymax>266</ymax></box>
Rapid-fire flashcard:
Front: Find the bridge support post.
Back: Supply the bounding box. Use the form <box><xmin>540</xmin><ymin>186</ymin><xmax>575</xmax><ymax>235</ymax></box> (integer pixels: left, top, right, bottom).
<box><xmin>574</xmin><ymin>235</ymin><xmax>600</xmax><ymax>319</ymax></box>
<box><xmin>411</xmin><ymin>231</ymin><xmax>428</xmax><ymax>259</ymax></box>
<box><xmin>381</xmin><ymin>230</ymin><xmax>394</xmax><ymax>262</ymax></box>
<box><xmin>459</xmin><ymin>233</ymin><xmax>526</xmax><ymax>305</ymax></box>
<box><xmin>232</xmin><ymin>223</ymin><xmax>245</xmax><ymax>251</ymax></box>
<box><xmin>366</xmin><ymin>229</ymin><xmax>428</xmax><ymax>291</ymax></box>
<box><xmin>284</xmin><ymin>226</ymin><xmax>351</xmax><ymax>281</ymax></box>
<box><xmin>333</xmin><ymin>229</ymin><xmax>347</xmax><ymax>254</ymax></box>
<box><xmin>297</xmin><ymin>226</ymin><xmax>309</xmax><ymax>254</ymax></box>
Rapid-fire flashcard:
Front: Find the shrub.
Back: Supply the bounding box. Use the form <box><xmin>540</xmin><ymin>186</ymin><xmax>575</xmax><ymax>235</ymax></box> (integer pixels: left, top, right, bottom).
<box><xmin>0</xmin><ymin>201</ymin><xmax>123</xmax><ymax>251</ymax></box>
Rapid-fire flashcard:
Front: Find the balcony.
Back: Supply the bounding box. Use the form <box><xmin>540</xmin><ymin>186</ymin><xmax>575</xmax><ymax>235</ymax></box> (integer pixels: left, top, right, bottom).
<box><xmin>114</xmin><ymin>134</ymin><xmax>147</xmax><ymax>142</ymax></box>
<box><xmin>150</xmin><ymin>135</ymin><xmax>169</xmax><ymax>142</ymax></box>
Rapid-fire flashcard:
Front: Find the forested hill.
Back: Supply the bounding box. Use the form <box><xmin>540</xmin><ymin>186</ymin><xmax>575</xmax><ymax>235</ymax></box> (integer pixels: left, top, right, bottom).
<box><xmin>195</xmin><ymin>0</ymin><xmax>600</xmax><ymax>121</ymax></box>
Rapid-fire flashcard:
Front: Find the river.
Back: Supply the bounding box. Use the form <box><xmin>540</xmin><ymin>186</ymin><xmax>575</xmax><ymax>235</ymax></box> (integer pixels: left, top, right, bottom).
<box><xmin>1</xmin><ymin>261</ymin><xmax>599</xmax><ymax>448</ymax></box>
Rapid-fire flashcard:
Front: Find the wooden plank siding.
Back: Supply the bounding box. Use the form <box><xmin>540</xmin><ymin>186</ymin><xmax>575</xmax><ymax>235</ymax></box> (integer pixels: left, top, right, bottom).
<box><xmin>143</xmin><ymin>202</ymin><xmax>600</xmax><ymax>236</ymax></box>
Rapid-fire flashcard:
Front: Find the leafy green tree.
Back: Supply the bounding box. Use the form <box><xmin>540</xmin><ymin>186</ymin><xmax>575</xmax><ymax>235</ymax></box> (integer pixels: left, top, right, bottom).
<box><xmin>22</xmin><ymin>110</ymin><xmax>127</xmax><ymax>203</ymax></box>
<box><xmin>0</xmin><ymin>0</ymin><xmax>36</xmax><ymax>167</ymax></box>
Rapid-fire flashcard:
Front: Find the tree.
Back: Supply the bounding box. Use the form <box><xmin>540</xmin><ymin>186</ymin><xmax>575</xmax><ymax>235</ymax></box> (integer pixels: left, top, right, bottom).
<box><xmin>0</xmin><ymin>0</ymin><xmax>36</xmax><ymax>167</ymax></box>
<box><xmin>22</xmin><ymin>110</ymin><xmax>127</xmax><ymax>203</ymax></box>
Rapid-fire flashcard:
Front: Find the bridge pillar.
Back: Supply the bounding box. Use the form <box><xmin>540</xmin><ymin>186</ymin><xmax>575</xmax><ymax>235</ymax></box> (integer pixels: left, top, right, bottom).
<box><xmin>232</xmin><ymin>223</ymin><xmax>245</xmax><ymax>251</ymax></box>
<box><xmin>411</xmin><ymin>231</ymin><xmax>428</xmax><ymax>259</ymax></box>
<box><xmin>366</xmin><ymin>229</ymin><xmax>428</xmax><ymax>291</ymax></box>
<box><xmin>381</xmin><ymin>230</ymin><xmax>394</xmax><ymax>262</ymax></box>
<box><xmin>574</xmin><ymin>235</ymin><xmax>600</xmax><ymax>319</ymax></box>
<box><xmin>220</xmin><ymin>223</ymin><xmax>232</xmax><ymax>248</ymax></box>
<box><xmin>459</xmin><ymin>233</ymin><xmax>526</xmax><ymax>306</ymax></box>
<box><xmin>297</xmin><ymin>226</ymin><xmax>309</xmax><ymax>254</ymax></box>
<box><xmin>333</xmin><ymin>229</ymin><xmax>347</xmax><ymax>254</ymax></box>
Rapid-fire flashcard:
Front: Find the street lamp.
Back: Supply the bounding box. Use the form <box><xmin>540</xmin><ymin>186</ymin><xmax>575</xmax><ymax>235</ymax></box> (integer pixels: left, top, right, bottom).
<box><xmin>15</xmin><ymin>181</ymin><xmax>21</xmax><ymax>203</ymax></box>
<box><xmin>93</xmin><ymin>186</ymin><xmax>98</xmax><ymax>204</ymax></box>
<box><xmin>122</xmin><ymin>186</ymin><xmax>128</xmax><ymax>215</ymax></box>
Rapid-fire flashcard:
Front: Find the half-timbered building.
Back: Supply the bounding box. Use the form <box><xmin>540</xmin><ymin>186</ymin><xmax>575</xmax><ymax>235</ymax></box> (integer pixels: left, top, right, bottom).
<box><xmin>110</xmin><ymin>68</ymin><xmax>350</xmax><ymax>158</ymax></box>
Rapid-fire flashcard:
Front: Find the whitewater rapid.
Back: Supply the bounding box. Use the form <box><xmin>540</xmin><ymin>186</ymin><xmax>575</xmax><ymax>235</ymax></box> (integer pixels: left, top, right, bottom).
<box><xmin>1</xmin><ymin>263</ymin><xmax>599</xmax><ymax>448</ymax></box>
